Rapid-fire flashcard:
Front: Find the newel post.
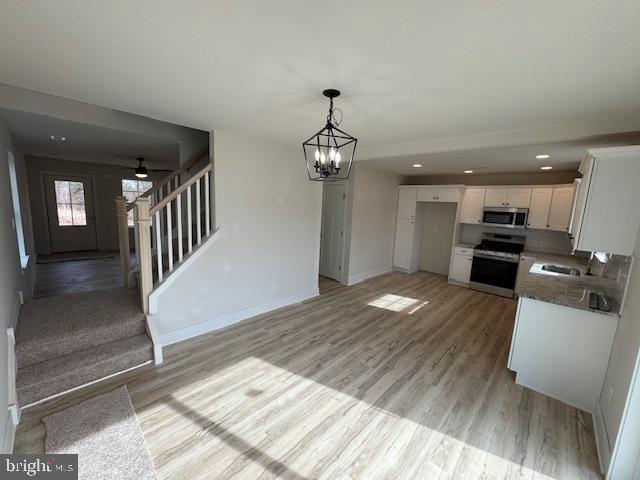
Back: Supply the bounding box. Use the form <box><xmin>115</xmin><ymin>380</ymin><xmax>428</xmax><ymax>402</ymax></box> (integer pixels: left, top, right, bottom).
<box><xmin>135</xmin><ymin>197</ymin><xmax>153</xmax><ymax>315</ymax></box>
<box><xmin>115</xmin><ymin>196</ymin><xmax>131</xmax><ymax>288</ymax></box>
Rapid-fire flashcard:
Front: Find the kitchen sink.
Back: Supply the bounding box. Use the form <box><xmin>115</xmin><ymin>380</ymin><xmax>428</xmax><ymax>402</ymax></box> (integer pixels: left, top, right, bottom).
<box><xmin>541</xmin><ymin>264</ymin><xmax>581</xmax><ymax>276</ymax></box>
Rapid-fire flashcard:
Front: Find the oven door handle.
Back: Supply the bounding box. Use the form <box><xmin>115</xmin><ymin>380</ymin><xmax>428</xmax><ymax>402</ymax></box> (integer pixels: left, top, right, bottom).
<box><xmin>472</xmin><ymin>252</ymin><xmax>520</xmax><ymax>263</ymax></box>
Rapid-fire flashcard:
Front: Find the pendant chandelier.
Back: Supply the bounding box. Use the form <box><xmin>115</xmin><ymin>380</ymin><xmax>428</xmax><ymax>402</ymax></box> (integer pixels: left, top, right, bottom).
<box><xmin>302</xmin><ymin>89</ymin><xmax>357</xmax><ymax>182</ymax></box>
<box><xmin>134</xmin><ymin>157</ymin><xmax>149</xmax><ymax>178</ymax></box>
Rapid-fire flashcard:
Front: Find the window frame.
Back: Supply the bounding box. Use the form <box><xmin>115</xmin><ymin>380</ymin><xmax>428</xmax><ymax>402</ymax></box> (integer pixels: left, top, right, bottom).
<box><xmin>7</xmin><ymin>150</ymin><xmax>29</xmax><ymax>269</ymax></box>
<box><xmin>53</xmin><ymin>179</ymin><xmax>88</xmax><ymax>227</ymax></box>
<box><xmin>121</xmin><ymin>178</ymin><xmax>154</xmax><ymax>227</ymax></box>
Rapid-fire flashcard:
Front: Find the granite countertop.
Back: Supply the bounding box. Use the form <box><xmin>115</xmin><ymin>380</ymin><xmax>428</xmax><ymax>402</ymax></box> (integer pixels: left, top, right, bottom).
<box><xmin>517</xmin><ymin>251</ymin><xmax>622</xmax><ymax>317</ymax></box>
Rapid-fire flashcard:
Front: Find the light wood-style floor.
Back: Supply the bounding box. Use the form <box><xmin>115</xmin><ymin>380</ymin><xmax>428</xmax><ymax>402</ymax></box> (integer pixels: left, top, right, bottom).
<box><xmin>15</xmin><ymin>271</ymin><xmax>602</xmax><ymax>479</ymax></box>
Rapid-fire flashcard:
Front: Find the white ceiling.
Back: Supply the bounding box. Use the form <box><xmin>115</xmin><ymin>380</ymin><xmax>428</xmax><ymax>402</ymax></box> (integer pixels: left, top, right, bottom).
<box><xmin>0</xmin><ymin>1</ymin><xmax>639</xmax><ymax>174</ymax></box>
<box><xmin>0</xmin><ymin>107</ymin><xmax>181</xmax><ymax>170</ymax></box>
<box><xmin>366</xmin><ymin>131</ymin><xmax>640</xmax><ymax>176</ymax></box>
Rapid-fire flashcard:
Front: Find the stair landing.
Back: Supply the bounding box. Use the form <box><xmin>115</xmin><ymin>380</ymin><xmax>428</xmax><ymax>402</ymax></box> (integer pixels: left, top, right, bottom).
<box><xmin>15</xmin><ymin>288</ymin><xmax>153</xmax><ymax>408</ymax></box>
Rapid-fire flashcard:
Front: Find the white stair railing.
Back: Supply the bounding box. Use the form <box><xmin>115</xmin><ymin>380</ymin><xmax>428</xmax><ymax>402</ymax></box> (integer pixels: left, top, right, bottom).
<box><xmin>115</xmin><ymin>153</ymin><xmax>213</xmax><ymax>314</ymax></box>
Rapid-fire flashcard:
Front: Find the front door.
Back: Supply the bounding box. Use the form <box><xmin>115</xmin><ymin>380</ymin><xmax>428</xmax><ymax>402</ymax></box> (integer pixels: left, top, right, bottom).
<box><xmin>44</xmin><ymin>174</ymin><xmax>98</xmax><ymax>252</ymax></box>
<box><xmin>319</xmin><ymin>183</ymin><xmax>346</xmax><ymax>281</ymax></box>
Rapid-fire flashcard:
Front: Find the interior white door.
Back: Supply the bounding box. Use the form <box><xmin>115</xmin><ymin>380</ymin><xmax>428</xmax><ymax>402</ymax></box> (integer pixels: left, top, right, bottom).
<box><xmin>547</xmin><ymin>186</ymin><xmax>575</xmax><ymax>232</ymax></box>
<box><xmin>527</xmin><ymin>188</ymin><xmax>553</xmax><ymax>229</ymax></box>
<box><xmin>44</xmin><ymin>174</ymin><xmax>97</xmax><ymax>252</ymax></box>
<box><xmin>484</xmin><ymin>188</ymin><xmax>509</xmax><ymax>207</ymax></box>
<box><xmin>319</xmin><ymin>183</ymin><xmax>346</xmax><ymax>281</ymax></box>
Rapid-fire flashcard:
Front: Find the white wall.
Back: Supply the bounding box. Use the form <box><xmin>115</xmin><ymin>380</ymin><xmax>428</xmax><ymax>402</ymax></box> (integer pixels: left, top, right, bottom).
<box><xmin>346</xmin><ymin>164</ymin><xmax>403</xmax><ymax>285</ymax></box>
<box><xmin>599</xmin><ymin>232</ymin><xmax>640</xmax><ymax>476</ymax></box>
<box><xmin>0</xmin><ymin>120</ymin><xmax>36</xmax><ymax>452</ymax></box>
<box><xmin>153</xmin><ymin>131</ymin><xmax>322</xmax><ymax>344</ymax></box>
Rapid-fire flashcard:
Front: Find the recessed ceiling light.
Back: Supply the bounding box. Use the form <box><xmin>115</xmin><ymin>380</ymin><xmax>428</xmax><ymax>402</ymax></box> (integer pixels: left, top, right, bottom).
<box><xmin>464</xmin><ymin>170</ymin><xmax>473</xmax><ymax>174</ymax></box>
<box><xmin>536</xmin><ymin>154</ymin><xmax>550</xmax><ymax>159</ymax></box>
<box><xmin>412</xmin><ymin>164</ymin><xmax>422</xmax><ymax>168</ymax></box>
<box><xmin>50</xmin><ymin>135</ymin><xmax>66</xmax><ymax>141</ymax></box>
<box><xmin>540</xmin><ymin>166</ymin><xmax>553</xmax><ymax>170</ymax></box>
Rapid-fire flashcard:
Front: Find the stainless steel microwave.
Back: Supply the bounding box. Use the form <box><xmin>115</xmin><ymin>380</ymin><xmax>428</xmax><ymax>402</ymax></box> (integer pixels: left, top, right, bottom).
<box><xmin>482</xmin><ymin>207</ymin><xmax>528</xmax><ymax>229</ymax></box>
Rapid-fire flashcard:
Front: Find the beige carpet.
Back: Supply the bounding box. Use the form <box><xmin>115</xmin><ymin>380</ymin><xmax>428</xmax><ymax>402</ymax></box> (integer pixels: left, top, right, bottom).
<box><xmin>44</xmin><ymin>386</ymin><xmax>156</xmax><ymax>480</ymax></box>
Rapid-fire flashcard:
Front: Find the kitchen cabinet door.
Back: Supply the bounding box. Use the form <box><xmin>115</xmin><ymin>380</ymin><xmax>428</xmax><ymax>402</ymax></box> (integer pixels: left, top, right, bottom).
<box><xmin>527</xmin><ymin>188</ymin><xmax>553</xmax><ymax>229</ymax></box>
<box><xmin>450</xmin><ymin>253</ymin><xmax>472</xmax><ymax>284</ymax></box>
<box><xmin>416</xmin><ymin>188</ymin><xmax>437</xmax><ymax>202</ymax></box>
<box><xmin>547</xmin><ymin>186</ymin><xmax>575</xmax><ymax>232</ymax></box>
<box><xmin>435</xmin><ymin>189</ymin><xmax>458</xmax><ymax>203</ymax></box>
<box><xmin>506</xmin><ymin>188</ymin><xmax>532</xmax><ymax>208</ymax></box>
<box><xmin>393</xmin><ymin>218</ymin><xmax>415</xmax><ymax>270</ymax></box>
<box><xmin>397</xmin><ymin>188</ymin><xmax>417</xmax><ymax>220</ymax></box>
<box><xmin>484</xmin><ymin>188</ymin><xmax>509</xmax><ymax>207</ymax></box>
<box><xmin>460</xmin><ymin>188</ymin><xmax>485</xmax><ymax>224</ymax></box>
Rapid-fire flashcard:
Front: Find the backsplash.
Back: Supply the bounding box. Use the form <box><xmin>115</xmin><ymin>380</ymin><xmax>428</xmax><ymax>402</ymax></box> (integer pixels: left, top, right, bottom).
<box><xmin>591</xmin><ymin>253</ymin><xmax>632</xmax><ymax>300</ymax></box>
<box><xmin>460</xmin><ymin>224</ymin><xmax>574</xmax><ymax>255</ymax></box>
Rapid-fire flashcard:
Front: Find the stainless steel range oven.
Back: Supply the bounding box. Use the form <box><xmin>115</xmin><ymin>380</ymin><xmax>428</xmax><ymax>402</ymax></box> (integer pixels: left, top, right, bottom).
<box><xmin>482</xmin><ymin>207</ymin><xmax>528</xmax><ymax>229</ymax></box>
<box><xmin>469</xmin><ymin>233</ymin><xmax>525</xmax><ymax>298</ymax></box>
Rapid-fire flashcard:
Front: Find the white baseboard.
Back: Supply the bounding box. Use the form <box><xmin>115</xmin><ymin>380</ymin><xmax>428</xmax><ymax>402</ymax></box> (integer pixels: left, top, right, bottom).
<box><xmin>593</xmin><ymin>400</ymin><xmax>611</xmax><ymax>474</ymax></box>
<box><xmin>347</xmin><ymin>266</ymin><xmax>393</xmax><ymax>286</ymax></box>
<box><xmin>160</xmin><ymin>287</ymin><xmax>320</xmax><ymax>346</ymax></box>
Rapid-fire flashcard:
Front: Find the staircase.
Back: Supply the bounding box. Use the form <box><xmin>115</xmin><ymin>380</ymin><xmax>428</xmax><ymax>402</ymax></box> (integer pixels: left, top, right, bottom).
<box><xmin>13</xmin><ymin>150</ymin><xmax>214</xmax><ymax>409</ymax></box>
<box><xmin>116</xmin><ymin>149</ymin><xmax>215</xmax><ymax>315</ymax></box>
<box><xmin>15</xmin><ymin>288</ymin><xmax>153</xmax><ymax>407</ymax></box>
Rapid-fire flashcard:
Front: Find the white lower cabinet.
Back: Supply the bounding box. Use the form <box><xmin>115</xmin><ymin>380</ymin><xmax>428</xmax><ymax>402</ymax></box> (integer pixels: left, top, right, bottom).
<box><xmin>508</xmin><ymin>297</ymin><xmax>618</xmax><ymax>412</ymax></box>
<box><xmin>449</xmin><ymin>248</ymin><xmax>473</xmax><ymax>284</ymax></box>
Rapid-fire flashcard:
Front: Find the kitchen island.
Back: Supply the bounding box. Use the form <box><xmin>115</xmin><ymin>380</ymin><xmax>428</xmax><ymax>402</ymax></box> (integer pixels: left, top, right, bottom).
<box><xmin>508</xmin><ymin>252</ymin><xmax>628</xmax><ymax>412</ymax></box>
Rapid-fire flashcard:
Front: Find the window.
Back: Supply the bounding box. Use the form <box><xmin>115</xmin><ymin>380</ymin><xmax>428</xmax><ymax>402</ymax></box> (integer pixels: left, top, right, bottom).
<box><xmin>54</xmin><ymin>180</ymin><xmax>87</xmax><ymax>226</ymax></box>
<box><xmin>122</xmin><ymin>179</ymin><xmax>153</xmax><ymax>226</ymax></box>
<box><xmin>7</xmin><ymin>151</ymin><xmax>29</xmax><ymax>269</ymax></box>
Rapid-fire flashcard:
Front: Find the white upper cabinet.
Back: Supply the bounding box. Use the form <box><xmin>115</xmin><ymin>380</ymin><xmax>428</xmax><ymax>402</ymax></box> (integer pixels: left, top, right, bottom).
<box><xmin>547</xmin><ymin>186</ymin><xmax>575</xmax><ymax>232</ymax></box>
<box><xmin>416</xmin><ymin>188</ymin><xmax>437</xmax><ymax>202</ymax></box>
<box><xmin>527</xmin><ymin>188</ymin><xmax>553</xmax><ymax>229</ymax></box>
<box><xmin>506</xmin><ymin>188</ymin><xmax>532</xmax><ymax>208</ymax></box>
<box><xmin>571</xmin><ymin>146</ymin><xmax>640</xmax><ymax>255</ymax></box>
<box><xmin>397</xmin><ymin>188</ymin><xmax>417</xmax><ymax>220</ymax></box>
<box><xmin>417</xmin><ymin>187</ymin><xmax>459</xmax><ymax>203</ymax></box>
<box><xmin>460</xmin><ymin>188</ymin><xmax>486</xmax><ymax>224</ymax></box>
<box><xmin>484</xmin><ymin>188</ymin><xmax>509</xmax><ymax>207</ymax></box>
<box><xmin>484</xmin><ymin>187</ymin><xmax>532</xmax><ymax>208</ymax></box>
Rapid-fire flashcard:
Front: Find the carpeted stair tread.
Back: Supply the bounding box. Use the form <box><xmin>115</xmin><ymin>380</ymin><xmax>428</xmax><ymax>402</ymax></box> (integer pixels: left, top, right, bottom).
<box><xmin>17</xmin><ymin>334</ymin><xmax>153</xmax><ymax>407</ymax></box>
<box><xmin>16</xmin><ymin>288</ymin><xmax>146</xmax><ymax>368</ymax></box>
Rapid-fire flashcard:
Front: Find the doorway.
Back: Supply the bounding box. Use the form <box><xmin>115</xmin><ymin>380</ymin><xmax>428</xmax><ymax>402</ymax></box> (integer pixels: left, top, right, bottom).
<box><xmin>44</xmin><ymin>174</ymin><xmax>98</xmax><ymax>252</ymax></box>
<box><xmin>418</xmin><ymin>202</ymin><xmax>457</xmax><ymax>275</ymax></box>
<box><xmin>319</xmin><ymin>182</ymin><xmax>347</xmax><ymax>282</ymax></box>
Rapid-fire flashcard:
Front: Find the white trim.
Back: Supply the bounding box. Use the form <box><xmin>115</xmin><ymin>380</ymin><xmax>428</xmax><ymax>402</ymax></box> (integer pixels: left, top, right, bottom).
<box><xmin>593</xmin><ymin>400</ymin><xmax>610</xmax><ymax>474</ymax></box>
<box><xmin>148</xmin><ymin>228</ymin><xmax>222</xmax><ymax>315</ymax></box>
<box><xmin>145</xmin><ymin>315</ymin><xmax>163</xmax><ymax>365</ymax></box>
<box><xmin>20</xmin><ymin>360</ymin><xmax>153</xmax><ymax>410</ymax></box>
<box><xmin>2</xmin><ymin>412</ymin><xmax>17</xmax><ymax>454</ymax></box>
<box><xmin>347</xmin><ymin>266</ymin><xmax>394</xmax><ymax>286</ymax></box>
<box><xmin>160</xmin><ymin>287</ymin><xmax>320</xmax><ymax>346</ymax></box>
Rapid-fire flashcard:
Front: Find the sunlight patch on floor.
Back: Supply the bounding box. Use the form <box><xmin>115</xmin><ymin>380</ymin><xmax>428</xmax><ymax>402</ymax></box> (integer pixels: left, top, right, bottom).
<box><xmin>367</xmin><ymin>293</ymin><xmax>424</xmax><ymax>312</ymax></box>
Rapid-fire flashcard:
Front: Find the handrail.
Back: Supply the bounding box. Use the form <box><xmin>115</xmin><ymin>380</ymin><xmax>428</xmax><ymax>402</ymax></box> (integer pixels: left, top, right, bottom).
<box><xmin>126</xmin><ymin>148</ymin><xmax>209</xmax><ymax>212</ymax></box>
<box><xmin>150</xmin><ymin>163</ymin><xmax>213</xmax><ymax>215</ymax></box>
